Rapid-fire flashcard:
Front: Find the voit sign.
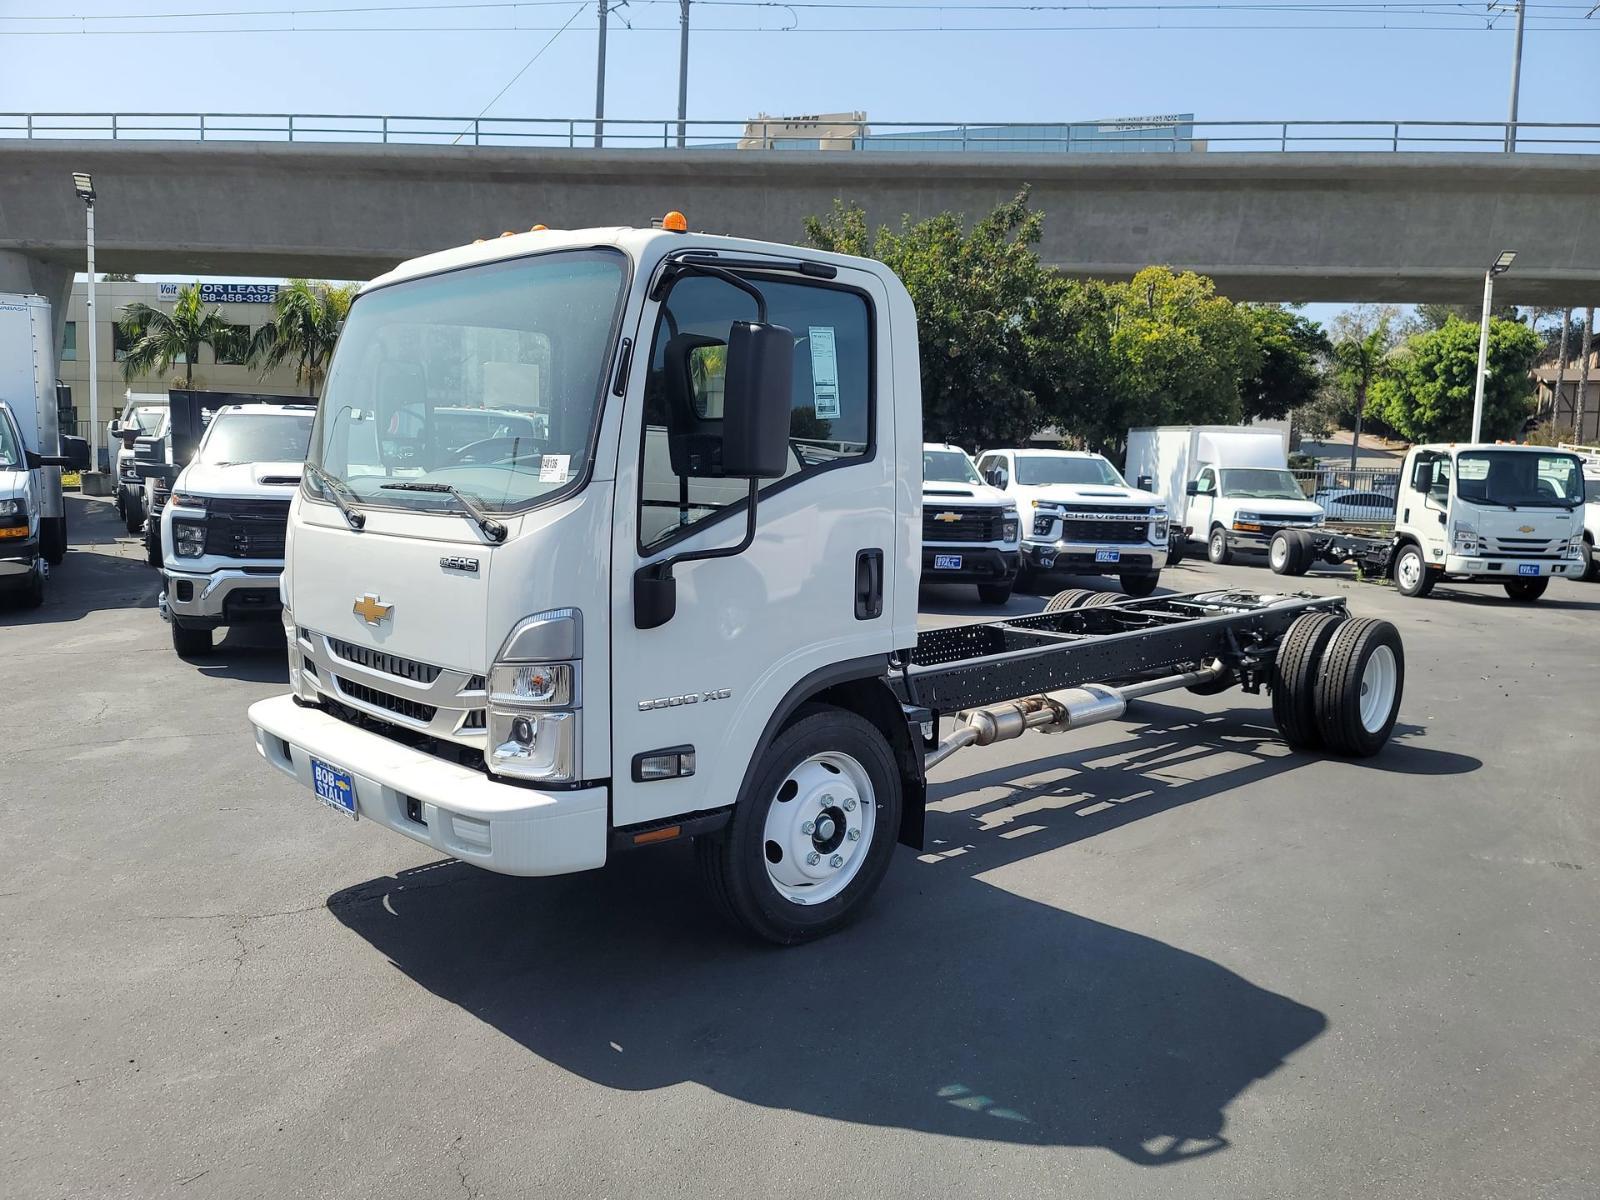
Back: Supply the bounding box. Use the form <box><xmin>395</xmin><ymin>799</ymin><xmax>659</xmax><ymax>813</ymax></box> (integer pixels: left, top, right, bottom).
<box><xmin>158</xmin><ymin>281</ymin><xmax>280</xmax><ymax>305</ymax></box>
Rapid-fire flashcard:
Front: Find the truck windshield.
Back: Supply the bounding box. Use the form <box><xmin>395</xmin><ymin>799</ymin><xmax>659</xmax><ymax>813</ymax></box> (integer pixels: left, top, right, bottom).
<box><xmin>130</xmin><ymin>407</ymin><xmax>166</xmax><ymax>435</ymax></box>
<box><xmin>198</xmin><ymin>411</ymin><xmax>316</xmax><ymax>465</ymax></box>
<box><xmin>308</xmin><ymin>249</ymin><xmax>626</xmax><ymax>515</ymax></box>
<box><xmin>923</xmin><ymin>449</ymin><xmax>982</xmax><ymax>485</ymax></box>
<box><xmin>1015</xmin><ymin>455</ymin><xmax>1124</xmax><ymax>487</ymax></box>
<box><xmin>1219</xmin><ymin>468</ymin><xmax>1305</xmax><ymax>500</ymax></box>
<box><xmin>0</xmin><ymin>413</ymin><xmax>18</xmax><ymax>468</ymax></box>
<box><xmin>1456</xmin><ymin>451</ymin><xmax>1584</xmax><ymax>508</ymax></box>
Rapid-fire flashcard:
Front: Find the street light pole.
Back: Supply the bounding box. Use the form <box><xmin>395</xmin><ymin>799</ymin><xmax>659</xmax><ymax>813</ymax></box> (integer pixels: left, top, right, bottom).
<box><xmin>594</xmin><ymin>0</ymin><xmax>609</xmax><ymax>148</ymax></box>
<box><xmin>676</xmin><ymin>0</ymin><xmax>691</xmax><ymax>149</ymax></box>
<box><xmin>73</xmin><ymin>172</ymin><xmax>100</xmax><ymax>480</ymax></box>
<box><xmin>1504</xmin><ymin>0</ymin><xmax>1527</xmax><ymax>153</ymax></box>
<box><xmin>1471</xmin><ymin>251</ymin><xmax>1516</xmax><ymax>442</ymax></box>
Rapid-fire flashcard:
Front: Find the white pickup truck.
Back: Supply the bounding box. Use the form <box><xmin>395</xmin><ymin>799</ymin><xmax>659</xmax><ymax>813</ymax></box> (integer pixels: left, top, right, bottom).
<box><xmin>247</xmin><ymin>220</ymin><xmax>1405</xmax><ymax>944</ymax></box>
<box><xmin>974</xmin><ymin>448</ymin><xmax>1169</xmax><ymax>596</ymax></box>
<box><xmin>919</xmin><ymin>442</ymin><xmax>1019</xmax><ymax>604</ymax></box>
<box><xmin>160</xmin><ymin>402</ymin><xmax>316</xmax><ymax>657</ymax></box>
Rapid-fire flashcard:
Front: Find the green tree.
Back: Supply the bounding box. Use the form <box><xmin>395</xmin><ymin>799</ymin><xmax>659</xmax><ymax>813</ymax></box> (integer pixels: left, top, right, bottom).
<box><xmin>248</xmin><ymin>279</ymin><xmax>357</xmax><ymax>398</ymax></box>
<box><xmin>804</xmin><ymin>189</ymin><xmax>1074</xmax><ymax>448</ymax></box>
<box><xmin>1329</xmin><ymin>308</ymin><xmax>1398</xmax><ymax>471</ymax></box>
<box><xmin>1366</xmin><ymin>315</ymin><xmax>1541</xmax><ymax>443</ymax></box>
<box><xmin>117</xmin><ymin>282</ymin><xmax>243</xmax><ymax>389</ymax></box>
<box><xmin>1238</xmin><ymin>304</ymin><xmax>1330</xmax><ymax>423</ymax></box>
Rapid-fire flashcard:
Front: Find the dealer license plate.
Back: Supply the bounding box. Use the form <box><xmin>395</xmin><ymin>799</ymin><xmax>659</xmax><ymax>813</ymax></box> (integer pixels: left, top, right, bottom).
<box><xmin>1517</xmin><ymin>563</ymin><xmax>1540</xmax><ymax>576</ymax></box>
<box><xmin>934</xmin><ymin>554</ymin><xmax>962</xmax><ymax>570</ymax></box>
<box><xmin>1094</xmin><ymin>549</ymin><xmax>1121</xmax><ymax>564</ymax></box>
<box><xmin>311</xmin><ymin>757</ymin><xmax>358</xmax><ymax>820</ymax></box>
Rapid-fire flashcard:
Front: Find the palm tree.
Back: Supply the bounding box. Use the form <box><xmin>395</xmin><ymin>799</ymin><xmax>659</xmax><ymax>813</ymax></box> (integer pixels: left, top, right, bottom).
<box><xmin>1332</xmin><ymin>317</ymin><xmax>1394</xmax><ymax>473</ymax></box>
<box><xmin>248</xmin><ymin>279</ymin><xmax>356</xmax><ymax>399</ymax></box>
<box><xmin>117</xmin><ymin>283</ymin><xmax>243</xmax><ymax>390</ymax></box>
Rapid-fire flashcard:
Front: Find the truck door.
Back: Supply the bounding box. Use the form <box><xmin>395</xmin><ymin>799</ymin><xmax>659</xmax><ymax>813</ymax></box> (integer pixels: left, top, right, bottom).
<box><xmin>1402</xmin><ymin>452</ymin><xmax>1450</xmax><ymax>553</ymax></box>
<box><xmin>1190</xmin><ymin>465</ymin><xmax>1219</xmax><ymax>536</ymax></box>
<box><xmin>608</xmin><ymin>264</ymin><xmax>900</xmax><ymax>831</ymax></box>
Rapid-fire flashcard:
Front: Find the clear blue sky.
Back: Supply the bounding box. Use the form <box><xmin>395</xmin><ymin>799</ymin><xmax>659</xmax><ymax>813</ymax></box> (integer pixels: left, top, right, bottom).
<box><xmin>3</xmin><ymin>0</ymin><xmax>1596</xmax><ymax>325</ymax></box>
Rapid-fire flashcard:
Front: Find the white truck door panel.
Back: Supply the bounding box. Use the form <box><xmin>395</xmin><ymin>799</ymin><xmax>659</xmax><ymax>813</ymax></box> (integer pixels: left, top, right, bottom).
<box><xmin>609</xmin><ymin>267</ymin><xmax>899</xmax><ymax>830</ymax></box>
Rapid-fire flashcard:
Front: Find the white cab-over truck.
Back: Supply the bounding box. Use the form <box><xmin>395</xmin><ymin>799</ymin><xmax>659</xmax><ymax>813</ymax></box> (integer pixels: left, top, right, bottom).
<box><xmin>0</xmin><ymin>293</ymin><xmax>85</xmax><ymax>606</ymax></box>
<box><xmin>1265</xmin><ymin>442</ymin><xmax>1587</xmax><ymax>601</ymax></box>
<box><xmin>1125</xmin><ymin>425</ymin><xmax>1325</xmax><ymax>567</ymax></box>
<box><xmin>919</xmin><ymin>442</ymin><xmax>1020</xmax><ymax>604</ymax></box>
<box><xmin>974</xmin><ymin>448</ymin><xmax>1170</xmax><ymax>596</ymax></box>
<box><xmin>248</xmin><ymin>223</ymin><xmax>1407</xmax><ymax>944</ymax></box>
<box><xmin>159</xmin><ymin>402</ymin><xmax>317</xmax><ymax>657</ymax></box>
<box><xmin>1560</xmin><ymin>443</ymin><xmax>1600</xmax><ymax>581</ymax></box>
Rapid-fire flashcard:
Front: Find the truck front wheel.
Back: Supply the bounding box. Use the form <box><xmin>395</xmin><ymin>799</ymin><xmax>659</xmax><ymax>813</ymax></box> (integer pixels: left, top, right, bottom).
<box><xmin>1393</xmin><ymin>544</ymin><xmax>1435</xmax><ymax>598</ymax></box>
<box><xmin>1119</xmin><ymin>571</ymin><xmax>1160</xmax><ymax>598</ymax></box>
<box><xmin>696</xmin><ymin>706</ymin><xmax>902</xmax><ymax>945</ymax></box>
<box><xmin>1580</xmin><ymin>537</ymin><xmax>1597</xmax><ymax>582</ymax></box>
<box><xmin>1503</xmin><ymin>577</ymin><xmax>1548</xmax><ymax>602</ymax></box>
<box><xmin>170</xmin><ymin>618</ymin><xmax>213</xmax><ymax>659</ymax></box>
<box><xmin>977</xmin><ymin>580</ymin><xmax>1014</xmax><ymax>606</ymax></box>
<box><xmin>1314</xmin><ymin>618</ymin><xmax>1405</xmax><ymax>757</ymax></box>
<box><xmin>1207</xmin><ymin>527</ymin><xmax>1231</xmax><ymax>565</ymax></box>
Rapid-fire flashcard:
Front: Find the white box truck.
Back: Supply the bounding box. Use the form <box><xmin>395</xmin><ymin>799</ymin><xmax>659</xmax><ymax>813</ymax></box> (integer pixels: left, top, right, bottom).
<box><xmin>1125</xmin><ymin>425</ymin><xmax>1324</xmax><ymax>566</ymax></box>
<box><xmin>246</xmin><ymin>222</ymin><xmax>1407</xmax><ymax>944</ymax></box>
<box><xmin>0</xmin><ymin>293</ymin><xmax>85</xmax><ymax>605</ymax></box>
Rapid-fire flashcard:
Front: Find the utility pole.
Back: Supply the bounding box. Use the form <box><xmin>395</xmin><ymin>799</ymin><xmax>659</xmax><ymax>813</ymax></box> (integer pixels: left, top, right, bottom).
<box><xmin>676</xmin><ymin>0</ymin><xmax>691</xmax><ymax>149</ymax></box>
<box><xmin>1578</xmin><ymin>306</ymin><xmax>1596</xmax><ymax>440</ymax></box>
<box><xmin>1504</xmin><ymin>0</ymin><xmax>1526</xmax><ymax>152</ymax></box>
<box><xmin>1472</xmin><ymin>251</ymin><xmax>1517</xmax><ymax>443</ymax></box>
<box><xmin>594</xmin><ymin>0</ymin><xmax>610</xmax><ymax>149</ymax></box>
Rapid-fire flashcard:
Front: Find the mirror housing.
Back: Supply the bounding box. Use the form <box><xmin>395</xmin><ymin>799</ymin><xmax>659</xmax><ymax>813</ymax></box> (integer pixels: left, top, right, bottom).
<box><xmin>133</xmin><ymin>434</ymin><xmax>169</xmax><ymax>476</ymax></box>
<box><xmin>60</xmin><ymin>435</ymin><xmax>91</xmax><ymax>470</ymax></box>
<box><xmin>1411</xmin><ymin>459</ymin><xmax>1433</xmax><ymax>493</ymax></box>
<box><xmin>1136</xmin><ymin>474</ymin><xmax>1153</xmax><ymax>492</ymax></box>
<box><xmin>25</xmin><ymin>449</ymin><xmax>74</xmax><ymax>469</ymax></box>
<box><xmin>718</xmin><ymin>321</ymin><xmax>793</xmax><ymax>479</ymax></box>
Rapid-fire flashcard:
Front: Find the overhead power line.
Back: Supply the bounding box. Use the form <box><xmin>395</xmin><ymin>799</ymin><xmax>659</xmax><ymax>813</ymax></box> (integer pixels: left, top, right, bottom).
<box><xmin>7</xmin><ymin>19</ymin><xmax>1594</xmax><ymax>30</ymax></box>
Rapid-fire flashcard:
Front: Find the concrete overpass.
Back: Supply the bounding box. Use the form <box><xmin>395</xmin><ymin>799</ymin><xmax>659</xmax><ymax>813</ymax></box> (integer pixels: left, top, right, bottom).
<box><xmin>3</xmin><ymin>140</ymin><xmax>1598</xmax><ymax>321</ymax></box>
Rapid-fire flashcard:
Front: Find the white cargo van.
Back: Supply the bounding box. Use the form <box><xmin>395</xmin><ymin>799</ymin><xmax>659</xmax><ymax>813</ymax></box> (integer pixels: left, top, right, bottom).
<box><xmin>1125</xmin><ymin>425</ymin><xmax>1324</xmax><ymax>565</ymax></box>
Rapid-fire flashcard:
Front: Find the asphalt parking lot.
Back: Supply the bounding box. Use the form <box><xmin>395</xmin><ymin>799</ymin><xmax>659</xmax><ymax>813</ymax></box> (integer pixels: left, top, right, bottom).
<box><xmin>7</xmin><ymin>494</ymin><xmax>1600</xmax><ymax>1199</ymax></box>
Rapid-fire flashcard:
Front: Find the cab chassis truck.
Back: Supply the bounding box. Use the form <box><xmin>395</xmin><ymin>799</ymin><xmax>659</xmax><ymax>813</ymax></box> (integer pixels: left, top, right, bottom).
<box><xmin>248</xmin><ymin>223</ymin><xmax>1405</xmax><ymax>945</ymax></box>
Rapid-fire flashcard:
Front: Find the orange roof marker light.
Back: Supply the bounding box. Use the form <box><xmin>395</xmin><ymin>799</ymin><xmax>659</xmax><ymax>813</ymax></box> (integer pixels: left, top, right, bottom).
<box><xmin>660</xmin><ymin>210</ymin><xmax>688</xmax><ymax>233</ymax></box>
<box><xmin>501</xmin><ymin>231</ymin><xmax>516</xmax><ymax>238</ymax></box>
<box><xmin>530</xmin><ymin>224</ymin><xmax>548</xmax><ymax>231</ymax></box>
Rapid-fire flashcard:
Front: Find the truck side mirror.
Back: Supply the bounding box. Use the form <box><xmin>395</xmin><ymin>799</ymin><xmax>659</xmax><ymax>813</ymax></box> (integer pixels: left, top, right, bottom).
<box><xmin>1136</xmin><ymin>474</ymin><xmax>1153</xmax><ymax>491</ymax></box>
<box><xmin>1185</xmin><ymin>480</ymin><xmax>1199</xmax><ymax>496</ymax></box>
<box><xmin>133</xmin><ymin>434</ymin><xmax>168</xmax><ymax>476</ymax></box>
<box><xmin>60</xmin><ymin>435</ymin><xmax>91</xmax><ymax>470</ymax></box>
<box><xmin>1411</xmin><ymin>461</ymin><xmax>1432</xmax><ymax>492</ymax></box>
<box><xmin>720</xmin><ymin>321</ymin><xmax>793</xmax><ymax>479</ymax></box>
<box><xmin>24</xmin><ymin>449</ymin><xmax>75</xmax><ymax>469</ymax></box>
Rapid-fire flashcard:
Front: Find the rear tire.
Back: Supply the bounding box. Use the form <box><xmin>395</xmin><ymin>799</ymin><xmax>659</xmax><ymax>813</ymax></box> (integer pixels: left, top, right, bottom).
<box><xmin>1582</xmin><ymin>538</ymin><xmax>1597</xmax><ymax>582</ymax></box>
<box><xmin>1269</xmin><ymin>531</ymin><xmax>1295</xmax><ymax>575</ymax></box>
<box><xmin>1503</xmin><ymin>577</ymin><xmax>1548</xmax><ymax>602</ymax></box>
<box><xmin>1043</xmin><ymin>588</ymin><xmax>1094</xmax><ymax>613</ymax></box>
<box><xmin>1393</xmin><ymin>543</ymin><xmax>1435</xmax><ymax>598</ymax></box>
<box><xmin>171</xmin><ymin>618</ymin><xmax>212</xmax><ymax>659</ymax></box>
<box><xmin>145</xmin><ymin>519</ymin><xmax>162</xmax><ymax>568</ymax></box>
<box><xmin>1119</xmin><ymin>571</ymin><xmax>1160</xmax><ymax>598</ymax></box>
<box><xmin>977</xmin><ymin>580</ymin><xmax>1014</xmax><ymax>606</ymax></box>
<box><xmin>1080</xmin><ymin>591</ymin><xmax>1121</xmax><ymax>608</ymax></box>
<box><xmin>1314</xmin><ymin>618</ymin><xmax>1405</xmax><ymax>757</ymax></box>
<box><xmin>1270</xmin><ymin>611</ymin><xmax>1345</xmax><ymax>752</ymax></box>
<box><xmin>124</xmin><ymin>490</ymin><xmax>145</xmax><ymax>535</ymax></box>
<box><xmin>40</xmin><ymin>515</ymin><xmax>66</xmax><ymax>566</ymax></box>
<box><xmin>695</xmin><ymin>706</ymin><xmax>901</xmax><ymax>945</ymax></box>
<box><xmin>1207</xmin><ymin>526</ymin><xmax>1231</xmax><ymax>565</ymax></box>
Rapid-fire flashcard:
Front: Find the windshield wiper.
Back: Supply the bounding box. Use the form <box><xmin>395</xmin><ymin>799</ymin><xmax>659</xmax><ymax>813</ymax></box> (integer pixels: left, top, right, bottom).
<box><xmin>380</xmin><ymin>481</ymin><xmax>507</xmax><ymax>542</ymax></box>
<box><xmin>304</xmin><ymin>462</ymin><xmax>367</xmax><ymax>530</ymax></box>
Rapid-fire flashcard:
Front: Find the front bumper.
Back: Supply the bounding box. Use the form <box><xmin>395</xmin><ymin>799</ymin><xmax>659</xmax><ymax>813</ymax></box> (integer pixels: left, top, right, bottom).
<box><xmin>1023</xmin><ymin>540</ymin><xmax>1162</xmax><ymax>576</ymax></box>
<box><xmin>0</xmin><ymin>536</ymin><xmax>40</xmax><ymax>578</ymax></box>
<box><xmin>249</xmin><ymin>694</ymin><xmax>608</xmax><ymax>877</ymax></box>
<box><xmin>163</xmin><ymin>565</ymin><xmax>282</xmax><ymax>627</ymax></box>
<box><xmin>921</xmin><ymin>545</ymin><xmax>1019</xmax><ymax>583</ymax></box>
<box><xmin>1444</xmin><ymin>553</ymin><xmax>1583</xmax><ymax>578</ymax></box>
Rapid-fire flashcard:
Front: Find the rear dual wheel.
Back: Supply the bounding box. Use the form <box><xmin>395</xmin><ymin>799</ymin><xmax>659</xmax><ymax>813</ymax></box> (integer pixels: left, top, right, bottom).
<box><xmin>1269</xmin><ymin>529</ymin><xmax>1314</xmax><ymax>577</ymax></box>
<box><xmin>1271</xmin><ymin>612</ymin><xmax>1404</xmax><ymax>757</ymax></box>
<box><xmin>1503</xmin><ymin>577</ymin><xmax>1548</xmax><ymax>603</ymax></box>
<box><xmin>1044</xmin><ymin>588</ymin><xmax>1095</xmax><ymax>613</ymax></box>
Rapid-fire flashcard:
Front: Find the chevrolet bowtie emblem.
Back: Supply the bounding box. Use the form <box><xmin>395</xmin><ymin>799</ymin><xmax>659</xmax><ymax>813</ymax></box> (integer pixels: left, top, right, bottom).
<box><xmin>1518</xmin><ymin>525</ymin><xmax>1535</xmax><ymax>534</ymax></box>
<box><xmin>352</xmin><ymin>593</ymin><xmax>393</xmax><ymax>626</ymax></box>
<box><xmin>934</xmin><ymin>511</ymin><xmax>962</xmax><ymax>523</ymax></box>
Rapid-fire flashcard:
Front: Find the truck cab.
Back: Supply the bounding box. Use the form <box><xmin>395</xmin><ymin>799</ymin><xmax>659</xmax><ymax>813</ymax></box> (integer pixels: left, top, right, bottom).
<box><xmin>919</xmin><ymin>442</ymin><xmax>1019</xmax><ymax>604</ymax></box>
<box><xmin>1389</xmin><ymin>443</ymin><xmax>1587</xmax><ymax>601</ymax></box>
<box><xmin>976</xmin><ymin>448</ymin><xmax>1168</xmax><ymax>596</ymax></box>
<box><xmin>160</xmin><ymin>402</ymin><xmax>317</xmax><ymax>656</ymax></box>
<box><xmin>109</xmin><ymin>394</ymin><xmax>169</xmax><ymax>535</ymax></box>
<box><xmin>1185</xmin><ymin>465</ymin><xmax>1324</xmax><ymax>565</ymax></box>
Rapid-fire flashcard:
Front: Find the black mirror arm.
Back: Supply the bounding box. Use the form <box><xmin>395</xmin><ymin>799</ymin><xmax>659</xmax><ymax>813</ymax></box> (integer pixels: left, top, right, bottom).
<box><xmin>634</xmin><ymin>481</ymin><xmax>760</xmax><ymax>629</ymax></box>
<box><xmin>651</xmin><ymin>260</ymin><xmax>768</xmax><ymax>322</ymax></box>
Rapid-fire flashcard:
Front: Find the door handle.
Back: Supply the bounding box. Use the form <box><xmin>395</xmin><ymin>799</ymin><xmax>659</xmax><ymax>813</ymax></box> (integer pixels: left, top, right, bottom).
<box><xmin>854</xmin><ymin>549</ymin><xmax>883</xmax><ymax>620</ymax></box>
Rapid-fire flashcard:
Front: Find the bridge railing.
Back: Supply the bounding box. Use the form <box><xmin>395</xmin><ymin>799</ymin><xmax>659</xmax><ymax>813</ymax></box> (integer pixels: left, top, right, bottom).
<box><xmin>3</xmin><ymin>114</ymin><xmax>1599</xmax><ymax>154</ymax></box>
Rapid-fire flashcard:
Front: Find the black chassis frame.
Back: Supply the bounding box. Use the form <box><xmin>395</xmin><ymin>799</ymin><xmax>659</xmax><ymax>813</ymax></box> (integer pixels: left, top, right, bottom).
<box><xmin>1298</xmin><ymin>526</ymin><xmax>1398</xmax><ymax>578</ymax></box>
<box><xmin>887</xmin><ymin>590</ymin><xmax>1348</xmax><ymax>715</ymax></box>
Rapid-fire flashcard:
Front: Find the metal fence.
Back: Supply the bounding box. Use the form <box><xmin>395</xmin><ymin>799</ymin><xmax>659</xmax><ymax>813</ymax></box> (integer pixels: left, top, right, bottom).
<box><xmin>3</xmin><ymin>114</ymin><xmax>1599</xmax><ymax>154</ymax></box>
<box><xmin>1291</xmin><ymin>466</ymin><xmax>1400</xmax><ymax>527</ymax></box>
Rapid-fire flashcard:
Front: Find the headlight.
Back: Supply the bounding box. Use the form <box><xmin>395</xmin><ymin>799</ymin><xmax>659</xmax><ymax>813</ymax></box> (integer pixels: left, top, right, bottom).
<box><xmin>170</xmin><ymin>491</ymin><xmax>208</xmax><ymax>511</ymax></box>
<box><xmin>173</xmin><ymin>521</ymin><xmax>206</xmax><ymax>558</ymax></box>
<box><xmin>486</xmin><ymin>610</ymin><xmax>582</xmax><ymax>783</ymax></box>
<box><xmin>1032</xmin><ymin>515</ymin><xmax>1054</xmax><ymax>537</ymax></box>
<box><xmin>0</xmin><ymin>499</ymin><xmax>21</xmax><ymax>518</ymax></box>
<box><xmin>1001</xmin><ymin>510</ymin><xmax>1019</xmax><ymax>541</ymax></box>
<box><xmin>1451</xmin><ymin>523</ymin><xmax>1479</xmax><ymax>553</ymax></box>
<box><xmin>1152</xmin><ymin>517</ymin><xmax>1170</xmax><ymax>543</ymax></box>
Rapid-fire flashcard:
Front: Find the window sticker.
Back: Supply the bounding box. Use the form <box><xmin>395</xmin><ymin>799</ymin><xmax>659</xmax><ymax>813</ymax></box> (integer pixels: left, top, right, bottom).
<box><xmin>808</xmin><ymin>326</ymin><xmax>840</xmax><ymax>420</ymax></box>
<box><xmin>539</xmin><ymin>453</ymin><xmax>570</xmax><ymax>484</ymax></box>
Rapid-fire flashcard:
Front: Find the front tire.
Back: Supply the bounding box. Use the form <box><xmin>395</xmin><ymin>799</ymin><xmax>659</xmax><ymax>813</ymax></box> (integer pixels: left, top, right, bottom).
<box><xmin>170</xmin><ymin>618</ymin><xmax>213</xmax><ymax>659</ymax></box>
<box><xmin>977</xmin><ymin>580</ymin><xmax>1014</xmax><ymax>606</ymax></box>
<box><xmin>17</xmin><ymin>561</ymin><xmax>46</xmax><ymax>609</ymax></box>
<box><xmin>1580</xmin><ymin>538</ymin><xmax>1597</xmax><ymax>582</ymax></box>
<box><xmin>696</xmin><ymin>706</ymin><xmax>902</xmax><ymax>945</ymax></box>
<box><xmin>124</xmin><ymin>490</ymin><xmax>145</xmax><ymax>535</ymax></box>
<box><xmin>1393</xmin><ymin>543</ymin><xmax>1435</xmax><ymax>598</ymax></box>
<box><xmin>40</xmin><ymin>515</ymin><xmax>66</xmax><ymax>566</ymax></box>
<box><xmin>1207</xmin><ymin>526</ymin><xmax>1232</xmax><ymax>565</ymax></box>
<box><xmin>1503</xmin><ymin>577</ymin><xmax>1548</xmax><ymax>602</ymax></box>
<box><xmin>1165</xmin><ymin>538</ymin><xmax>1186</xmax><ymax>567</ymax></box>
<box><xmin>1119</xmin><ymin>571</ymin><xmax>1159</xmax><ymax>598</ymax></box>
<box><xmin>145</xmin><ymin>519</ymin><xmax>163</xmax><ymax>568</ymax></box>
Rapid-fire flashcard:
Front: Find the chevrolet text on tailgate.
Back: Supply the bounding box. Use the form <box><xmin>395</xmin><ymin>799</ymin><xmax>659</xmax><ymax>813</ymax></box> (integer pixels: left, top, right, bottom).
<box><xmin>249</xmin><ymin>219</ymin><xmax>1410</xmax><ymax>944</ymax></box>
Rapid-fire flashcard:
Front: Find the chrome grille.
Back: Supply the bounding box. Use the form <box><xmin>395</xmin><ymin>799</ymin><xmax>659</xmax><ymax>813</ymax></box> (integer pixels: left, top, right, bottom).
<box><xmin>327</xmin><ymin>636</ymin><xmax>443</xmax><ymax>683</ymax></box>
<box><xmin>923</xmin><ymin>506</ymin><xmax>1003</xmax><ymax>542</ymax></box>
<box><xmin>1492</xmin><ymin>537</ymin><xmax>1561</xmax><ymax>557</ymax></box>
<box><xmin>333</xmin><ymin>676</ymin><xmax>438</xmax><ymax>723</ymax></box>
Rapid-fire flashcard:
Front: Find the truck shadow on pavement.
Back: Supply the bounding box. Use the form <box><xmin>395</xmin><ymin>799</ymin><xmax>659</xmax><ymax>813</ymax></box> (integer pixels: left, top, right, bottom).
<box><xmin>326</xmin><ymin>703</ymin><xmax>1479</xmax><ymax>1166</ymax></box>
<box><xmin>0</xmin><ymin>494</ymin><xmax>159</xmax><ymax>625</ymax></box>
